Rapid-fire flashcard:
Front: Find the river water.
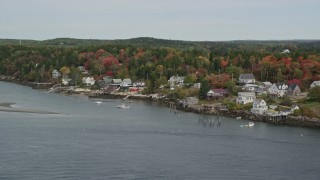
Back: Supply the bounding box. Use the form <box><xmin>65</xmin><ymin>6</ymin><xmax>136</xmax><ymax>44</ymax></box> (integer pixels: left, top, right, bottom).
<box><xmin>0</xmin><ymin>81</ymin><xmax>320</xmax><ymax>180</ymax></box>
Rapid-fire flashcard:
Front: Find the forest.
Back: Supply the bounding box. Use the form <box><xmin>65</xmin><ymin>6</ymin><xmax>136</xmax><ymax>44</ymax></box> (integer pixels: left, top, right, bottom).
<box><xmin>0</xmin><ymin>37</ymin><xmax>320</xmax><ymax>94</ymax></box>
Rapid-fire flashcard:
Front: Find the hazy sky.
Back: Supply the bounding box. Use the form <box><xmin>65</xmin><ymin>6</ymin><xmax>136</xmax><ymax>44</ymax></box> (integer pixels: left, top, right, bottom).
<box><xmin>1</xmin><ymin>0</ymin><xmax>319</xmax><ymax>41</ymax></box>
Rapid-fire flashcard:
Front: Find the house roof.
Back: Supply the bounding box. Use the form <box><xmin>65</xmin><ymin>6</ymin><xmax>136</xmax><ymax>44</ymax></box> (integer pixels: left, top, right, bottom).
<box><xmin>169</xmin><ymin>75</ymin><xmax>185</xmax><ymax>81</ymax></box>
<box><xmin>262</xmin><ymin>82</ymin><xmax>272</xmax><ymax>86</ymax></box>
<box><xmin>288</xmin><ymin>84</ymin><xmax>299</xmax><ymax>91</ymax></box>
<box><xmin>212</xmin><ymin>88</ymin><xmax>229</xmax><ymax>94</ymax></box>
<box><xmin>123</xmin><ymin>78</ymin><xmax>132</xmax><ymax>82</ymax></box>
<box><xmin>238</xmin><ymin>92</ymin><xmax>255</xmax><ymax>95</ymax></box>
<box><xmin>274</xmin><ymin>83</ymin><xmax>288</xmax><ymax>90</ymax></box>
<box><xmin>112</xmin><ymin>79</ymin><xmax>122</xmax><ymax>83</ymax></box>
<box><xmin>186</xmin><ymin>97</ymin><xmax>198</xmax><ymax>101</ymax></box>
<box><xmin>311</xmin><ymin>81</ymin><xmax>320</xmax><ymax>86</ymax></box>
<box><xmin>239</xmin><ymin>73</ymin><xmax>255</xmax><ymax>80</ymax></box>
<box><xmin>253</xmin><ymin>99</ymin><xmax>265</xmax><ymax>104</ymax></box>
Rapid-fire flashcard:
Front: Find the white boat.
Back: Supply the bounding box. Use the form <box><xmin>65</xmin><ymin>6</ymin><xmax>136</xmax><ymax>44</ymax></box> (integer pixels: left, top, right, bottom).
<box><xmin>245</xmin><ymin>122</ymin><xmax>254</xmax><ymax>127</ymax></box>
<box><xmin>236</xmin><ymin>117</ymin><xmax>241</xmax><ymax>119</ymax></box>
<box><xmin>94</xmin><ymin>101</ymin><xmax>103</xmax><ymax>104</ymax></box>
<box><xmin>116</xmin><ymin>103</ymin><xmax>130</xmax><ymax>109</ymax></box>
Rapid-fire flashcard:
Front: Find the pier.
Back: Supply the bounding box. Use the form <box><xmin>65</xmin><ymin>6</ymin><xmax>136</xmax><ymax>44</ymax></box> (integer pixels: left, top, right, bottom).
<box><xmin>265</xmin><ymin>114</ymin><xmax>288</xmax><ymax>124</ymax></box>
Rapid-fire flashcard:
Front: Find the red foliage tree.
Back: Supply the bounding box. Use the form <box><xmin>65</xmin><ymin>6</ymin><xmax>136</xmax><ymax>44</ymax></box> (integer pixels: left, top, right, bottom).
<box><xmin>105</xmin><ymin>71</ymin><xmax>114</xmax><ymax>77</ymax></box>
<box><xmin>287</xmin><ymin>79</ymin><xmax>302</xmax><ymax>86</ymax></box>
<box><xmin>220</xmin><ymin>59</ymin><xmax>229</xmax><ymax>69</ymax></box>
<box><xmin>100</xmin><ymin>56</ymin><xmax>119</xmax><ymax>68</ymax></box>
<box><xmin>207</xmin><ymin>73</ymin><xmax>231</xmax><ymax>88</ymax></box>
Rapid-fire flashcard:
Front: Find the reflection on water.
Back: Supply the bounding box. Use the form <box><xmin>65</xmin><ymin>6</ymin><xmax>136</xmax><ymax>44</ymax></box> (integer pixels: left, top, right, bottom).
<box><xmin>199</xmin><ymin>115</ymin><xmax>222</xmax><ymax>127</ymax></box>
<box><xmin>1</xmin><ymin>81</ymin><xmax>320</xmax><ymax>180</ymax></box>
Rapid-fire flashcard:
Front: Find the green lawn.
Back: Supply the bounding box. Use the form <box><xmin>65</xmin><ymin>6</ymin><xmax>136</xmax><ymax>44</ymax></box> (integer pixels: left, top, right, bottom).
<box><xmin>298</xmin><ymin>100</ymin><xmax>320</xmax><ymax>118</ymax></box>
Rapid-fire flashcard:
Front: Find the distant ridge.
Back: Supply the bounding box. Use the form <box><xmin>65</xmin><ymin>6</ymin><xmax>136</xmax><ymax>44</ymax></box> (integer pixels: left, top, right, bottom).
<box><xmin>0</xmin><ymin>37</ymin><xmax>319</xmax><ymax>49</ymax></box>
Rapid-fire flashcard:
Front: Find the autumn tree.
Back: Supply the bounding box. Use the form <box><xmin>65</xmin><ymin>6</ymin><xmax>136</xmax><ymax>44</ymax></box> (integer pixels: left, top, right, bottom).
<box><xmin>155</xmin><ymin>65</ymin><xmax>164</xmax><ymax>78</ymax></box>
<box><xmin>60</xmin><ymin>66</ymin><xmax>70</xmax><ymax>78</ymax></box>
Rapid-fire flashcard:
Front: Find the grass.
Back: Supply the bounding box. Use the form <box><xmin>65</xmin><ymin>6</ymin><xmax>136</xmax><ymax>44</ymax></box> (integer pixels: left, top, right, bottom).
<box><xmin>297</xmin><ymin>99</ymin><xmax>320</xmax><ymax>118</ymax></box>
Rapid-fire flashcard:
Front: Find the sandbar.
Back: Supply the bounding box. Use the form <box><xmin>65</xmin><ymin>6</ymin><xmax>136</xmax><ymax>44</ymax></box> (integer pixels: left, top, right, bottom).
<box><xmin>0</xmin><ymin>102</ymin><xmax>59</xmax><ymax>114</ymax></box>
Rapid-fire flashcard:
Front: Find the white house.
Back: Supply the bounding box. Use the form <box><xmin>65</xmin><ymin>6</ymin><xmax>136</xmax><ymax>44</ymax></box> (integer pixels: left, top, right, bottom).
<box><xmin>239</xmin><ymin>73</ymin><xmax>255</xmax><ymax>84</ymax></box>
<box><xmin>236</xmin><ymin>92</ymin><xmax>256</xmax><ymax>104</ymax></box>
<box><xmin>179</xmin><ymin>97</ymin><xmax>199</xmax><ymax>107</ymax></box>
<box><xmin>259</xmin><ymin>82</ymin><xmax>273</xmax><ymax>89</ymax></box>
<box><xmin>242</xmin><ymin>84</ymin><xmax>259</xmax><ymax>91</ymax></box>
<box><xmin>269</xmin><ymin>83</ymin><xmax>288</xmax><ymax>97</ymax></box>
<box><xmin>281</xmin><ymin>49</ymin><xmax>291</xmax><ymax>54</ymax></box>
<box><xmin>291</xmin><ymin>105</ymin><xmax>300</xmax><ymax>112</ymax></box>
<box><xmin>82</xmin><ymin>77</ymin><xmax>95</xmax><ymax>86</ymax></box>
<box><xmin>168</xmin><ymin>75</ymin><xmax>185</xmax><ymax>86</ymax></box>
<box><xmin>52</xmin><ymin>70</ymin><xmax>61</xmax><ymax>79</ymax></box>
<box><xmin>207</xmin><ymin>90</ymin><xmax>223</xmax><ymax>99</ymax></box>
<box><xmin>251</xmin><ymin>99</ymin><xmax>268</xmax><ymax>114</ymax></box>
<box><xmin>194</xmin><ymin>83</ymin><xmax>201</xmax><ymax>89</ymax></box>
<box><xmin>121</xmin><ymin>78</ymin><xmax>132</xmax><ymax>87</ymax></box>
<box><xmin>62</xmin><ymin>77</ymin><xmax>71</xmax><ymax>86</ymax></box>
<box><xmin>78</xmin><ymin>66</ymin><xmax>88</xmax><ymax>74</ymax></box>
<box><xmin>287</xmin><ymin>84</ymin><xmax>301</xmax><ymax>96</ymax></box>
<box><xmin>78</xmin><ymin>66</ymin><xmax>85</xmax><ymax>71</ymax></box>
<box><xmin>111</xmin><ymin>79</ymin><xmax>123</xmax><ymax>87</ymax></box>
<box><xmin>310</xmin><ymin>81</ymin><xmax>320</xmax><ymax>88</ymax></box>
<box><xmin>133</xmin><ymin>81</ymin><xmax>145</xmax><ymax>87</ymax></box>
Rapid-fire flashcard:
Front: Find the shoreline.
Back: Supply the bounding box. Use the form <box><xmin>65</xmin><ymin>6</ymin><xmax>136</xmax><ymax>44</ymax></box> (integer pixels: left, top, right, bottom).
<box><xmin>1</xmin><ymin>79</ymin><xmax>320</xmax><ymax>128</ymax></box>
<box><xmin>90</xmin><ymin>92</ymin><xmax>320</xmax><ymax>129</ymax></box>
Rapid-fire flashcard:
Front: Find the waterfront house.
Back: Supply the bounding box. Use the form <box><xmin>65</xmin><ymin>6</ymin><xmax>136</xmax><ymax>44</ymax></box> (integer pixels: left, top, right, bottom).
<box><xmin>259</xmin><ymin>82</ymin><xmax>273</xmax><ymax>89</ymax></box>
<box><xmin>212</xmin><ymin>89</ymin><xmax>229</xmax><ymax>96</ymax></box>
<box><xmin>121</xmin><ymin>78</ymin><xmax>132</xmax><ymax>87</ymax></box>
<box><xmin>78</xmin><ymin>66</ymin><xmax>85</xmax><ymax>71</ymax></box>
<box><xmin>102</xmin><ymin>76</ymin><xmax>113</xmax><ymax>86</ymax></box>
<box><xmin>256</xmin><ymin>81</ymin><xmax>273</xmax><ymax>95</ymax></box>
<box><xmin>194</xmin><ymin>83</ymin><xmax>201</xmax><ymax>89</ymax></box>
<box><xmin>78</xmin><ymin>66</ymin><xmax>88</xmax><ymax>74</ymax></box>
<box><xmin>111</xmin><ymin>79</ymin><xmax>122</xmax><ymax>87</ymax></box>
<box><xmin>236</xmin><ymin>92</ymin><xmax>256</xmax><ymax>104</ymax></box>
<box><xmin>133</xmin><ymin>81</ymin><xmax>145</xmax><ymax>87</ymax></box>
<box><xmin>206</xmin><ymin>90</ymin><xmax>223</xmax><ymax>99</ymax></box>
<box><xmin>310</xmin><ymin>81</ymin><xmax>320</xmax><ymax>88</ymax></box>
<box><xmin>82</xmin><ymin>77</ymin><xmax>95</xmax><ymax>86</ymax></box>
<box><xmin>62</xmin><ymin>76</ymin><xmax>71</xmax><ymax>86</ymax></box>
<box><xmin>168</xmin><ymin>75</ymin><xmax>185</xmax><ymax>86</ymax></box>
<box><xmin>268</xmin><ymin>83</ymin><xmax>288</xmax><ymax>98</ymax></box>
<box><xmin>287</xmin><ymin>84</ymin><xmax>301</xmax><ymax>96</ymax></box>
<box><xmin>239</xmin><ymin>73</ymin><xmax>255</xmax><ymax>84</ymax></box>
<box><xmin>179</xmin><ymin>97</ymin><xmax>199</xmax><ymax>107</ymax></box>
<box><xmin>242</xmin><ymin>84</ymin><xmax>259</xmax><ymax>92</ymax></box>
<box><xmin>291</xmin><ymin>105</ymin><xmax>299</xmax><ymax>113</ymax></box>
<box><xmin>251</xmin><ymin>99</ymin><xmax>268</xmax><ymax>114</ymax></box>
<box><xmin>52</xmin><ymin>70</ymin><xmax>61</xmax><ymax>79</ymax></box>
<box><xmin>269</xmin><ymin>104</ymin><xmax>278</xmax><ymax>110</ymax></box>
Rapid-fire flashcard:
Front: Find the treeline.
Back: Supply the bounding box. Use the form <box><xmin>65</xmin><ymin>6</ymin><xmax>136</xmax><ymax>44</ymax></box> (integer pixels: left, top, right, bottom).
<box><xmin>0</xmin><ymin>38</ymin><xmax>319</xmax><ymax>92</ymax></box>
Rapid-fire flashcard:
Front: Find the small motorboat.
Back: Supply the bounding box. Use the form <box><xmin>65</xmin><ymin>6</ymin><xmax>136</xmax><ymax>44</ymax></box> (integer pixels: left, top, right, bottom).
<box><xmin>245</xmin><ymin>122</ymin><xmax>254</xmax><ymax>128</ymax></box>
<box><xmin>94</xmin><ymin>101</ymin><xmax>103</xmax><ymax>105</ymax></box>
<box><xmin>236</xmin><ymin>117</ymin><xmax>241</xmax><ymax>119</ymax></box>
<box><xmin>116</xmin><ymin>103</ymin><xmax>130</xmax><ymax>109</ymax></box>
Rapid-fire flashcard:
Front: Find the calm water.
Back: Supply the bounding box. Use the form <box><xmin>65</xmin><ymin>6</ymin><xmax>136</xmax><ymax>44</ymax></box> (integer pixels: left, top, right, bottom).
<box><xmin>0</xmin><ymin>81</ymin><xmax>320</xmax><ymax>180</ymax></box>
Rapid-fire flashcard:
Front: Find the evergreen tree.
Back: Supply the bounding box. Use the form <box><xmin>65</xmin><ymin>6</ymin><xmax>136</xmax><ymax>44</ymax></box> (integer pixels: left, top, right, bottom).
<box><xmin>199</xmin><ymin>78</ymin><xmax>210</xmax><ymax>100</ymax></box>
<box><xmin>308</xmin><ymin>86</ymin><xmax>320</xmax><ymax>101</ymax></box>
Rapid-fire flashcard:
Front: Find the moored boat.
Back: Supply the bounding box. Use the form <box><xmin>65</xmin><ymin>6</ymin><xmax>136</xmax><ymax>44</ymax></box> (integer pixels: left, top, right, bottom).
<box><xmin>116</xmin><ymin>103</ymin><xmax>130</xmax><ymax>109</ymax></box>
<box><xmin>245</xmin><ymin>122</ymin><xmax>254</xmax><ymax>127</ymax></box>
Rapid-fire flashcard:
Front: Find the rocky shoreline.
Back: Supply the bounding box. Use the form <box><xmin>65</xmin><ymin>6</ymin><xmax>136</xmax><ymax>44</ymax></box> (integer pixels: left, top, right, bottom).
<box><xmin>90</xmin><ymin>92</ymin><xmax>320</xmax><ymax>129</ymax></box>
<box><xmin>1</xmin><ymin>79</ymin><xmax>319</xmax><ymax>128</ymax></box>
